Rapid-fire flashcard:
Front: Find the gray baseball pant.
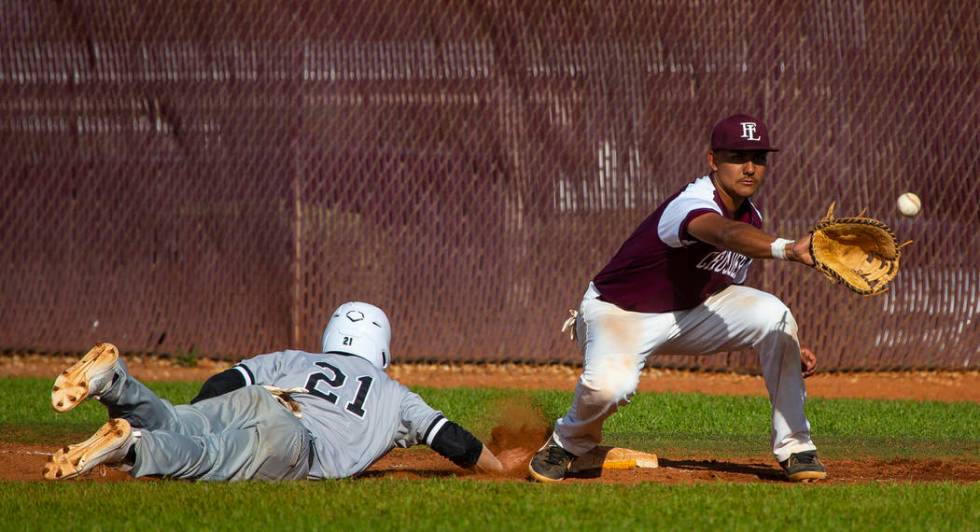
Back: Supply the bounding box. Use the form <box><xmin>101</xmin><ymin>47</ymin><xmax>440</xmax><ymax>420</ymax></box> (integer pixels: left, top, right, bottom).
<box><xmin>99</xmin><ymin>367</ymin><xmax>311</xmax><ymax>481</ymax></box>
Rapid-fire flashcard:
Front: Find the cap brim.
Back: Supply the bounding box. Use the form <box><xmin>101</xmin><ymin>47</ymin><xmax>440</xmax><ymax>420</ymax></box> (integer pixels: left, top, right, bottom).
<box><xmin>712</xmin><ymin>146</ymin><xmax>779</xmax><ymax>152</ymax></box>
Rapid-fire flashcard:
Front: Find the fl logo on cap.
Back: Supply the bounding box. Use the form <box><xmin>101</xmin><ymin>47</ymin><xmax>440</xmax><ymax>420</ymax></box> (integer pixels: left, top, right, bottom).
<box><xmin>741</xmin><ymin>122</ymin><xmax>761</xmax><ymax>141</ymax></box>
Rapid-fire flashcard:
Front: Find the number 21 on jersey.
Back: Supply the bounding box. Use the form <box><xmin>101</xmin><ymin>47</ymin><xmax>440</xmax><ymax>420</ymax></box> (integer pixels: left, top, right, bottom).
<box><xmin>304</xmin><ymin>361</ymin><xmax>373</xmax><ymax>418</ymax></box>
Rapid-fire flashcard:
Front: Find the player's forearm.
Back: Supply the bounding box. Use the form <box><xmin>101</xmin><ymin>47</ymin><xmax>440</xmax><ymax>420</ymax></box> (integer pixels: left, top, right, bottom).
<box><xmin>712</xmin><ymin>222</ymin><xmax>782</xmax><ymax>259</ymax></box>
<box><xmin>693</xmin><ymin>216</ymin><xmax>811</xmax><ymax>264</ymax></box>
<box><xmin>428</xmin><ymin>420</ymin><xmax>503</xmax><ymax>473</ymax></box>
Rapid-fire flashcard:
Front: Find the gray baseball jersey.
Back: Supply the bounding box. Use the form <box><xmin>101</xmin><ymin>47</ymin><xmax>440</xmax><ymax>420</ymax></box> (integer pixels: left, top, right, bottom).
<box><xmin>234</xmin><ymin>350</ymin><xmax>445</xmax><ymax>479</ymax></box>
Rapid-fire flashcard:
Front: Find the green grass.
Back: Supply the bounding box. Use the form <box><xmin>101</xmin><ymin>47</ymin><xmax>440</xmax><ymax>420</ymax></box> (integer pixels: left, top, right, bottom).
<box><xmin>1</xmin><ymin>376</ymin><xmax>978</xmax><ymax>530</ymax></box>
<box><xmin>3</xmin><ymin>378</ymin><xmax>979</xmax><ymax>459</ymax></box>
<box><xmin>0</xmin><ymin>378</ymin><xmax>199</xmax><ymax>445</ymax></box>
<box><xmin>0</xmin><ymin>479</ymin><xmax>976</xmax><ymax>531</ymax></box>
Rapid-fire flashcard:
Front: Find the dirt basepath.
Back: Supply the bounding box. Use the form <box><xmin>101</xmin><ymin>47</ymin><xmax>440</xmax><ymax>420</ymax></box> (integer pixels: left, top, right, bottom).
<box><xmin>4</xmin><ymin>443</ymin><xmax>978</xmax><ymax>484</ymax></box>
<box><xmin>3</xmin><ymin>354</ymin><xmax>979</xmax><ymax>403</ymax></box>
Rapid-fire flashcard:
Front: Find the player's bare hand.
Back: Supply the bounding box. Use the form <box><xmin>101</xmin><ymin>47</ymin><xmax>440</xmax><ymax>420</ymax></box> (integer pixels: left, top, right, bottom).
<box><xmin>495</xmin><ymin>448</ymin><xmax>531</xmax><ymax>472</ymax></box>
<box><xmin>801</xmin><ymin>347</ymin><xmax>817</xmax><ymax>378</ymax></box>
<box><xmin>789</xmin><ymin>234</ymin><xmax>815</xmax><ymax>266</ymax></box>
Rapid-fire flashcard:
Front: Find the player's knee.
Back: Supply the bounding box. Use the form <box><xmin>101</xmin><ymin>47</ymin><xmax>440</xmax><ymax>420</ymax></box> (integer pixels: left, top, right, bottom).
<box><xmin>582</xmin><ymin>360</ymin><xmax>640</xmax><ymax>405</ymax></box>
<box><xmin>584</xmin><ymin>382</ymin><xmax>633</xmax><ymax>406</ymax></box>
<box><xmin>748</xmin><ymin>294</ymin><xmax>797</xmax><ymax>334</ymax></box>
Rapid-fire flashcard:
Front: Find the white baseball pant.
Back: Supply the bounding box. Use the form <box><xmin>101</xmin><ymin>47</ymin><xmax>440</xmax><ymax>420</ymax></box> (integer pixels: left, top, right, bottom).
<box><xmin>553</xmin><ymin>282</ymin><xmax>817</xmax><ymax>462</ymax></box>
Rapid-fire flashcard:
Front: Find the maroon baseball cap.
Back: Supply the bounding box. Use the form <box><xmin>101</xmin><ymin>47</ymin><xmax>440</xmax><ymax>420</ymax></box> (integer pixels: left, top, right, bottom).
<box><xmin>710</xmin><ymin>114</ymin><xmax>779</xmax><ymax>152</ymax></box>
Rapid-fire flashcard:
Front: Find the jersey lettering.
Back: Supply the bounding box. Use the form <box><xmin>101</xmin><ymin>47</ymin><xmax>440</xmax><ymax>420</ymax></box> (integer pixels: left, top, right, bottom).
<box><xmin>345</xmin><ymin>376</ymin><xmax>374</xmax><ymax>418</ymax></box>
<box><xmin>303</xmin><ymin>361</ymin><xmax>375</xmax><ymax>418</ymax></box>
<box><xmin>696</xmin><ymin>250</ymin><xmax>751</xmax><ymax>279</ymax></box>
<box><xmin>305</xmin><ymin>361</ymin><xmax>345</xmax><ymax>404</ymax></box>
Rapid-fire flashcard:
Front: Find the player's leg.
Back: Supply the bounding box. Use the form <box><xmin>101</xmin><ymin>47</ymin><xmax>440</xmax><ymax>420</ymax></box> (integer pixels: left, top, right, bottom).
<box><xmin>553</xmin><ymin>294</ymin><xmax>663</xmax><ymax>456</ymax></box>
<box><xmin>531</xmin><ymin>284</ymin><xmax>670</xmax><ymax>482</ymax></box>
<box><xmin>657</xmin><ymin>285</ymin><xmax>825</xmax><ymax>480</ymax></box>
<box><xmin>50</xmin><ymin>343</ymin><xmax>193</xmax><ymax>432</ymax></box>
<box><xmin>131</xmin><ymin>386</ymin><xmax>312</xmax><ymax>481</ymax></box>
<box><xmin>43</xmin><ymin>391</ymin><xmax>311</xmax><ymax>481</ymax></box>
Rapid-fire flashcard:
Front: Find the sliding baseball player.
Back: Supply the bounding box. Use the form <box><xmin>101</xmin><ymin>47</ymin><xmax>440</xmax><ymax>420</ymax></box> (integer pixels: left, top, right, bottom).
<box><xmin>45</xmin><ymin>302</ymin><xmax>504</xmax><ymax>481</ymax></box>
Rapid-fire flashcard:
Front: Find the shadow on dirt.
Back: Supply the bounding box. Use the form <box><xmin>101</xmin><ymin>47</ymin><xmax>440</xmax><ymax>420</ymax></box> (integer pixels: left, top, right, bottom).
<box><xmin>657</xmin><ymin>457</ymin><xmax>784</xmax><ymax>480</ymax></box>
<box><xmin>357</xmin><ymin>469</ymin><xmax>459</xmax><ymax>479</ymax></box>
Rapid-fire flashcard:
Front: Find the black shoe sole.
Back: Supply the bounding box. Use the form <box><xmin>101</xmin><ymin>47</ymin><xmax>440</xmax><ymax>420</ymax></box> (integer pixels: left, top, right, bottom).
<box><xmin>528</xmin><ymin>463</ymin><xmax>565</xmax><ymax>483</ymax></box>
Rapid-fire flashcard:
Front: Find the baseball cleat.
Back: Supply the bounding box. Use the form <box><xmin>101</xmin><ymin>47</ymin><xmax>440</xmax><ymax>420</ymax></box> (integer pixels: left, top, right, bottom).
<box><xmin>528</xmin><ymin>436</ymin><xmax>575</xmax><ymax>482</ymax></box>
<box><xmin>51</xmin><ymin>342</ymin><xmax>121</xmax><ymax>413</ymax></box>
<box><xmin>49</xmin><ymin>443</ymin><xmax>78</xmax><ymax>464</ymax></box>
<box><xmin>42</xmin><ymin>418</ymin><xmax>135</xmax><ymax>480</ymax></box>
<box><xmin>779</xmin><ymin>450</ymin><xmax>828</xmax><ymax>482</ymax></box>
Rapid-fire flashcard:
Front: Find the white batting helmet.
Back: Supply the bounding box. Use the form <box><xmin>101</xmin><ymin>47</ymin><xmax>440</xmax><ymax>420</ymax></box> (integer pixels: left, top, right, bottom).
<box><xmin>321</xmin><ymin>301</ymin><xmax>392</xmax><ymax>370</ymax></box>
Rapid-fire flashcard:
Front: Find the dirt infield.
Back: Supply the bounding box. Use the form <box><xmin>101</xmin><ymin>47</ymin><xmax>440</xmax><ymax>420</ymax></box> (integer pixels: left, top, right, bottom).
<box><xmin>3</xmin><ymin>354</ymin><xmax>980</xmax><ymax>403</ymax></box>
<box><xmin>367</xmin><ymin>451</ymin><xmax>980</xmax><ymax>485</ymax></box>
<box><xmin>4</xmin><ymin>443</ymin><xmax>979</xmax><ymax>484</ymax></box>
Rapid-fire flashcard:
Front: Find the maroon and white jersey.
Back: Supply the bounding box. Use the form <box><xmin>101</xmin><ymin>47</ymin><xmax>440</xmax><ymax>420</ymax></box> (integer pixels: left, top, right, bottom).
<box><xmin>593</xmin><ymin>175</ymin><xmax>763</xmax><ymax>313</ymax></box>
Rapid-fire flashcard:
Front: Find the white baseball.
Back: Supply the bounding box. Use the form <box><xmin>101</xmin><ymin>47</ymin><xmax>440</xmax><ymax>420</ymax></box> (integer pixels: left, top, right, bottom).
<box><xmin>897</xmin><ymin>192</ymin><xmax>921</xmax><ymax>217</ymax></box>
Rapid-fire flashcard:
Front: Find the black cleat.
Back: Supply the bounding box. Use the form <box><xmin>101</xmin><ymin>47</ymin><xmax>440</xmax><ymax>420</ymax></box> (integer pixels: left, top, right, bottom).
<box><xmin>779</xmin><ymin>450</ymin><xmax>828</xmax><ymax>482</ymax></box>
<box><xmin>528</xmin><ymin>436</ymin><xmax>575</xmax><ymax>482</ymax></box>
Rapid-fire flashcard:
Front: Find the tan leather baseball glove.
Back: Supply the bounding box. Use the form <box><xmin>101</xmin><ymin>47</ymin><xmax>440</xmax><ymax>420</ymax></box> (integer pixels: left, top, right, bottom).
<box><xmin>809</xmin><ymin>203</ymin><xmax>911</xmax><ymax>295</ymax></box>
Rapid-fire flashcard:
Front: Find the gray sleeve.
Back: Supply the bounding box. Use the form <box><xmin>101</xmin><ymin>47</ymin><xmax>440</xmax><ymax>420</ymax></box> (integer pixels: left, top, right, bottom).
<box><xmin>235</xmin><ymin>351</ymin><xmax>284</xmax><ymax>385</ymax></box>
<box><xmin>393</xmin><ymin>385</ymin><xmax>446</xmax><ymax>449</ymax></box>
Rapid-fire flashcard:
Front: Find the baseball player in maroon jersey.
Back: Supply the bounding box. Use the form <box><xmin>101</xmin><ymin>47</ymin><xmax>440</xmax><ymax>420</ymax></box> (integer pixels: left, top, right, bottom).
<box><xmin>529</xmin><ymin>114</ymin><xmax>827</xmax><ymax>483</ymax></box>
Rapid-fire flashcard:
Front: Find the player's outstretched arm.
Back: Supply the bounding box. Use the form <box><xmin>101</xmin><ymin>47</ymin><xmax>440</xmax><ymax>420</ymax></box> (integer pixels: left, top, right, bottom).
<box><xmin>428</xmin><ymin>419</ymin><xmax>504</xmax><ymax>474</ymax></box>
<box><xmin>473</xmin><ymin>444</ymin><xmax>504</xmax><ymax>474</ymax></box>
<box><xmin>687</xmin><ymin>213</ymin><xmax>814</xmax><ymax>265</ymax></box>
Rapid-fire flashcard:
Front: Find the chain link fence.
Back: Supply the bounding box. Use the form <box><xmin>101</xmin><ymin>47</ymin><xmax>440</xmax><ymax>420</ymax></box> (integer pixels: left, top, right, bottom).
<box><xmin>1</xmin><ymin>1</ymin><xmax>977</xmax><ymax>370</ymax></box>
